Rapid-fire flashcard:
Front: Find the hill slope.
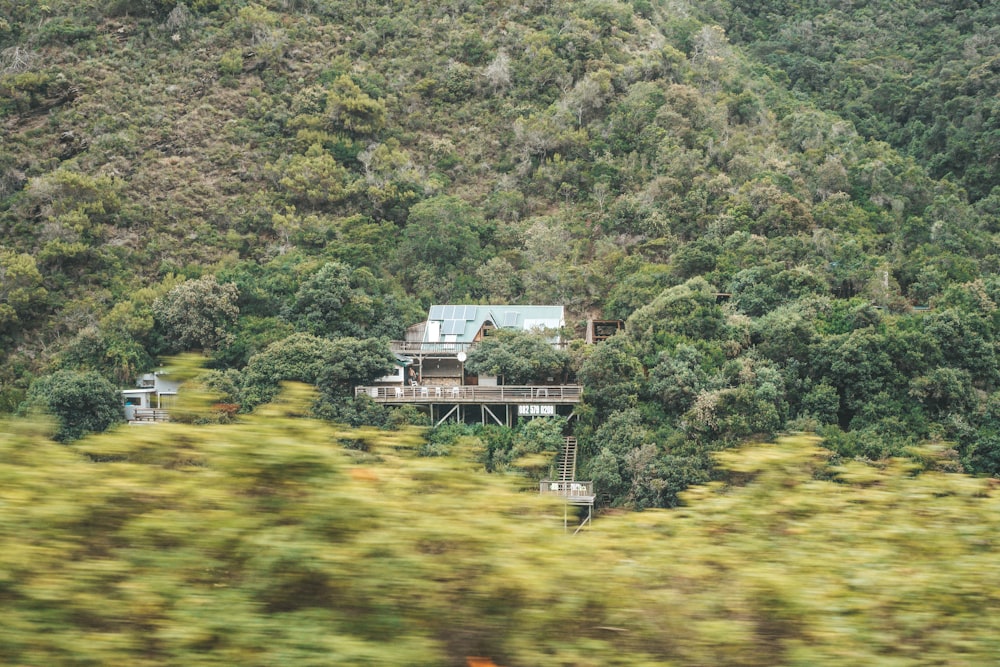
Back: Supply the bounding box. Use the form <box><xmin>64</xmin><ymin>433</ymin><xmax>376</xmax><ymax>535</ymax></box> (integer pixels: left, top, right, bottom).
<box><xmin>3</xmin><ymin>0</ymin><xmax>1000</xmax><ymax>501</ymax></box>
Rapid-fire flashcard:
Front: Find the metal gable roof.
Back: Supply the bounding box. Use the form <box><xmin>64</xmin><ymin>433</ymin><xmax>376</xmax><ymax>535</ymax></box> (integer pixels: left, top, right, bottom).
<box><xmin>423</xmin><ymin>305</ymin><xmax>564</xmax><ymax>343</ymax></box>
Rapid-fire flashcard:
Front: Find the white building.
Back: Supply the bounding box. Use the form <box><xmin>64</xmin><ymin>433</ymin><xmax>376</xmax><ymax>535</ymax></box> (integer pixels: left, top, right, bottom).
<box><xmin>121</xmin><ymin>372</ymin><xmax>180</xmax><ymax>421</ymax></box>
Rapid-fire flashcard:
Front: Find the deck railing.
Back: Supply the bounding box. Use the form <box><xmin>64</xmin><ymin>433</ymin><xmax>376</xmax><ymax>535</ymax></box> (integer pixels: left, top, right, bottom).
<box><xmin>389</xmin><ymin>340</ymin><xmax>569</xmax><ymax>355</ymax></box>
<box><xmin>389</xmin><ymin>341</ymin><xmax>475</xmax><ymax>355</ymax></box>
<box><xmin>539</xmin><ymin>480</ymin><xmax>594</xmax><ymax>498</ymax></box>
<box><xmin>131</xmin><ymin>408</ymin><xmax>170</xmax><ymax>423</ymax></box>
<box><xmin>356</xmin><ymin>384</ymin><xmax>583</xmax><ymax>403</ymax></box>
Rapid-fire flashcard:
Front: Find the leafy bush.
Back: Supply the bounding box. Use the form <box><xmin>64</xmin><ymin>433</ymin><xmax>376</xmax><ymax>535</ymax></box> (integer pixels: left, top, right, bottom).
<box><xmin>22</xmin><ymin>369</ymin><xmax>123</xmax><ymax>442</ymax></box>
<box><xmin>464</xmin><ymin>328</ymin><xmax>570</xmax><ymax>385</ymax></box>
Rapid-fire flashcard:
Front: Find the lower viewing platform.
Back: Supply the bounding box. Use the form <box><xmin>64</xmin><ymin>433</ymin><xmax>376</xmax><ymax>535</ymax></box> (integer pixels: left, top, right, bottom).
<box><xmin>540</xmin><ymin>480</ymin><xmax>595</xmax><ymax>505</ymax></box>
<box><xmin>356</xmin><ymin>385</ymin><xmax>583</xmax><ymax>404</ymax></box>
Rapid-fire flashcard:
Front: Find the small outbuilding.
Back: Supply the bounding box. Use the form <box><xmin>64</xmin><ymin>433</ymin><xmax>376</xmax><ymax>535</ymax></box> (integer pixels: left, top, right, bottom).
<box><xmin>122</xmin><ymin>372</ymin><xmax>180</xmax><ymax>422</ymax></box>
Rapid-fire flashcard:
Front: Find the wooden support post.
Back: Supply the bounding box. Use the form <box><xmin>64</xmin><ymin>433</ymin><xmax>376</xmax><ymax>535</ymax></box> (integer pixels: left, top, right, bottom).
<box><xmin>573</xmin><ymin>504</ymin><xmax>592</xmax><ymax>535</ymax></box>
<box><xmin>435</xmin><ymin>404</ymin><xmax>460</xmax><ymax>427</ymax></box>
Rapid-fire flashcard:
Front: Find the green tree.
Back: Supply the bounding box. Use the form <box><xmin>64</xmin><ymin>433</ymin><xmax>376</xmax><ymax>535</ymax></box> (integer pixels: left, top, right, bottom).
<box><xmin>626</xmin><ymin>277</ymin><xmax>729</xmax><ymax>358</ymax></box>
<box><xmin>908</xmin><ymin>367</ymin><xmax>976</xmax><ymax>421</ymax></box>
<box><xmin>283</xmin><ymin>261</ymin><xmax>401</xmax><ymax>339</ymax></box>
<box><xmin>240</xmin><ymin>333</ymin><xmax>393</xmax><ymax>412</ymax></box>
<box><xmin>315</xmin><ymin>336</ymin><xmax>396</xmax><ymax>398</ymax></box>
<box><xmin>22</xmin><ymin>369</ymin><xmax>123</xmax><ymax>442</ymax></box>
<box><xmin>577</xmin><ymin>335</ymin><xmax>645</xmax><ymax>419</ymax></box>
<box><xmin>153</xmin><ymin>275</ymin><xmax>240</xmax><ymax>354</ymax></box>
<box><xmin>398</xmin><ymin>195</ymin><xmax>485</xmax><ymax>299</ymax></box>
<box><xmin>240</xmin><ymin>332</ymin><xmax>336</xmax><ymax>409</ymax></box>
<box><xmin>325</xmin><ymin>74</ymin><xmax>387</xmax><ymax>135</ymax></box>
<box><xmin>680</xmin><ymin>356</ymin><xmax>787</xmax><ymax>444</ymax></box>
<box><xmin>464</xmin><ymin>328</ymin><xmax>569</xmax><ymax>385</ymax></box>
<box><xmin>811</xmin><ymin>327</ymin><xmax>899</xmax><ymax>428</ymax></box>
<box><xmin>0</xmin><ymin>248</ymin><xmax>47</xmax><ymax>334</ymax></box>
<box><xmin>276</xmin><ymin>144</ymin><xmax>353</xmax><ymax>210</ymax></box>
<box><xmin>647</xmin><ymin>344</ymin><xmax>715</xmax><ymax>417</ymax></box>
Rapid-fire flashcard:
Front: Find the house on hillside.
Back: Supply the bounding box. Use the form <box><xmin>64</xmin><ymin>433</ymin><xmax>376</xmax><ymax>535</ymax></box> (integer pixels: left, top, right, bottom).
<box><xmin>122</xmin><ymin>371</ymin><xmax>180</xmax><ymax>422</ymax></box>
<box><xmin>394</xmin><ymin>304</ymin><xmax>565</xmax><ymax>386</ymax></box>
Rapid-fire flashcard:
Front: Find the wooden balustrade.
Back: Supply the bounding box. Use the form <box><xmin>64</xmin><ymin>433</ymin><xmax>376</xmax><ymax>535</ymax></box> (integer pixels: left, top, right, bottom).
<box><xmin>355</xmin><ymin>384</ymin><xmax>582</xmax><ymax>403</ymax></box>
<box><xmin>539</xmin><ymin>480</ymin><xmax>593</xmax><ymax>498</ymax></box>
<box><xmin>131</xmin><ymin>408</ymin><xmax>170</xmax><ymax>423</ymax></box>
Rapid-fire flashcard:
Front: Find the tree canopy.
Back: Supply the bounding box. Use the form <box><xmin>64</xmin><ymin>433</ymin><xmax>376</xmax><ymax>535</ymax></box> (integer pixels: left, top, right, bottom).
<box><xmin>21</xmin><ymin>369</ymin><xmax>123</xmax><ymax>442</ymax></box>
<box><xmin>463</xmin><ymin>328</ymin><xmax>569</xmax><ymax>385</ymax></box>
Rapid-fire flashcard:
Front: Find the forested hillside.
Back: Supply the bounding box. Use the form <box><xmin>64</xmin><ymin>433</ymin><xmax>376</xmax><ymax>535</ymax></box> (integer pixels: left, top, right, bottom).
<box><xmin>3</xmin><ymin>0</ymin><xmax>1000</xmax><ymax>507</ymax></box>
<box><xmin>720</xmin><ymin>0</ymin><xmax>1000</xmax><ymax>202</ymax></box>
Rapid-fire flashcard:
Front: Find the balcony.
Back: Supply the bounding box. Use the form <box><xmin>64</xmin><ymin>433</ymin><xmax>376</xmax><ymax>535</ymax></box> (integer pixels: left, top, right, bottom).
<box><xmin>389</xmin><ymin>340</ymin><xmax>474</xmax><ymax>355</ymax></box>
<box><xmin>355</xmin><ymin>384</ymin><xmax>583</xmax><ymax>404</ymax></box>
<box><xmin>540</xmin><ymin>480</ymin><xmax>595</xmax><ymax>506</ymax></box>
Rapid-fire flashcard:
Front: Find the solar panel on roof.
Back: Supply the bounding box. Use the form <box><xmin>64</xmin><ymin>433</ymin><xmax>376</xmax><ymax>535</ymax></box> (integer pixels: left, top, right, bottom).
<box><xmin>460</xmin><ymin>305</ymin><xmax>476</xmax><ymax>320</ymax></box>
<box><xmin>503</xmin><ymin>311</ymin><xmax>519</xmax><ymax>327</ymax></box>
<box><xmin>443</xmin><ymin>320</ymin><xmax>465</xmax><ymax>335</ymax></box>
<box><xmin>429</xmin><ymin>305</ymin><xmax>445</xmax><ymax>320</ymax></box>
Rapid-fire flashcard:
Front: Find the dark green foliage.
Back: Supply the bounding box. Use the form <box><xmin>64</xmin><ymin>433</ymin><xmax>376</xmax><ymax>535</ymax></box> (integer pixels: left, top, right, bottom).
<box><xmin>464</xmin><ymin>328</ymin><xmax>570</xmax><ymax>385</ymax></box>
<box><xmin>22</xmin><ymin>369</ymin><xmax>123</xmax><ymax>442</ymax></box>
<box><xmin>627</xmin><ymin>278</ymin><xmax>730</xmax><ymax>356</ymax></box>
<box><xmin>240</xmin><ymin>333</ymin><xmax>393</xmax><ymax>412</ymax></box>
<box><xmin>576</xmin><ymin>335</ymin><xmax>644</xmax><ymax>420</ymax></box>
<box><xmin>240</xmin><ymin>333</ymin><xmax>341</xmax><ymax>409</ymax></box>
<box><xmin>420</xmin><ymin>421</ymin><xmax>473</xmax><ymax>457</ymax></box>
<box><xmin>315</xmin><ymin>337</ymin><xmax>396</xmax><ymax>397</ymax></box>
<box><xmin>474</xmin><ymin>417</ymin><xmax>566</xmax><ymax>477</ymax></box>
<box><xmin>724</xmin><ymin>0</ymin><xmax>1000</xmax><ymax>201</ymax></box>
<box><xmin>398</xmin><ymin>195</ymin><xmax>485</xmax><ymax>300</ymax></box>
<box><xmin>58</xmin><ymin>325</ymin><xmax>155</xmax><ymax>385</ymax></box>
<box><xmin>153</xmin><ymin>276</ymin><xmax>240</xmax><ymax>354</ymax></box>
<box><xmin>728</xmin><ymin>266</ymin><xmax>827</xmax><ymax>317</ymax></box>
<box><xmin>104</xmin><ymin>0</ymin><xmax>178</xmax><ymax>18</ymax></box>
<box><xmin>578</xmin><ymin>407</ymin><xmax>701</xmax><ymax>509</ymax></box>
<box><xmin>283</xmin><ymin>261</ymin><xmax>403</xmax><ymax>339</ymax></box>
<box><xmin>647</xmin><ymin>344</ymin><xmax>713</xmax><ymax>417</ymax></box>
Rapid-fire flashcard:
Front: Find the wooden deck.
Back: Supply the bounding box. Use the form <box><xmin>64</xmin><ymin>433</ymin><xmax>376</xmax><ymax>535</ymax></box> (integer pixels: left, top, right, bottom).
<box><xmin>389</xmin><ymin>341</ymin><xmax>474</xmax><ymax>356</ymax></box>
<box><xmin>356</xmin><ymin>384</ymin><xmax>582</xmax><ymax>404</ymax></box>
<box><xmin>389</xmin><ymin>340</ymin><xmax>569</xmax><ymax>356</ymax></box>
<box><xmin>540</xmin><ymin>480</ymin><xmax>595</xmax><ymax>505</ymax></box>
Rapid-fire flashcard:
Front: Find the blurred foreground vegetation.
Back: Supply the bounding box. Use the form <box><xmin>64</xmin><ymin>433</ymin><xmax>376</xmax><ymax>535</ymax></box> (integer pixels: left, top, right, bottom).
<box><xmin>2</xmin><ymin>385</ymin><xmax>999</xmax><ymax>666</ymax></box>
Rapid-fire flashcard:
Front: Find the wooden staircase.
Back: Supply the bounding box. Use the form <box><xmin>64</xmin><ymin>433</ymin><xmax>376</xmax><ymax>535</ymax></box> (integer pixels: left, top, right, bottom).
<box><xmin>557</xmin><ymin>437</ymin><xmax>577</xmax><ymax>483</ymax></box>
<box><xmin>556</xmin><ymin>436</ymin><xmax>593</xmax><ymax>534</ymax></box>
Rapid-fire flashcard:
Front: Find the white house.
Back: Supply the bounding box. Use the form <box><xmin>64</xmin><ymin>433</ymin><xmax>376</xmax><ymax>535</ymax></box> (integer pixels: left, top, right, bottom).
<box><xmin>122</xmin><ymin>372</ymin><xmax>181</xmax><ymax>421</ymax></box>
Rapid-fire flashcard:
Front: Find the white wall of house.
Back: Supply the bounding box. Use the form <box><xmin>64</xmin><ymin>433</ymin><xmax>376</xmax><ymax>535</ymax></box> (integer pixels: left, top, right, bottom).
<box><xmin>427</xmin><ymin>320</ymin><xmax>441</xmax><ymax>342</ymax></box>
<box><xmin>375</xmin><ymin>365</ymin><xmax>405</xmax><ymax>384</ymax></box>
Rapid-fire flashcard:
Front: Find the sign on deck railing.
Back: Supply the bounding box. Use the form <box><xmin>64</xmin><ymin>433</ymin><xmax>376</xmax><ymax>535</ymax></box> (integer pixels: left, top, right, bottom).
<box><xmin>539</xmin><ymin>480</ymin><xmax>593</xmax><ymax>497</ymax></box>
